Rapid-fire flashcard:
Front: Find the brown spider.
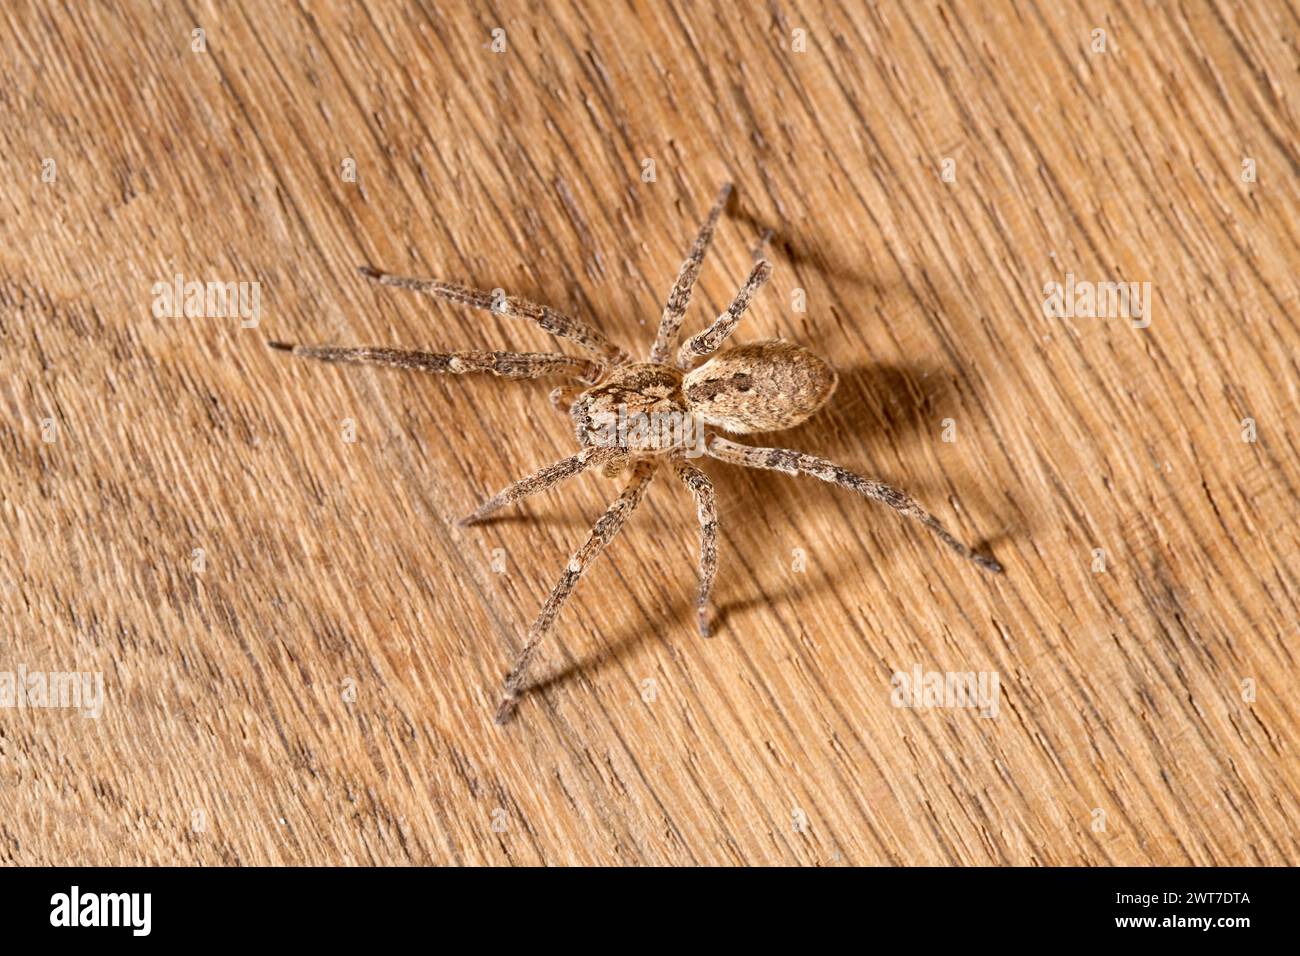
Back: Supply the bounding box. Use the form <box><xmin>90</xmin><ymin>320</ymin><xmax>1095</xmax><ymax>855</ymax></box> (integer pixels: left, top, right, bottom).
<box><xmin>270</xmin><ymin>183</ymin><xmax>1001</xmax><ymax>725</ymax></box>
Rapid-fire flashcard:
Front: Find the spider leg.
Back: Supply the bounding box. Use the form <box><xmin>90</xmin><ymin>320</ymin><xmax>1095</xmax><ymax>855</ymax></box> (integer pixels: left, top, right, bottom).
<box><xmin>458</xmin><ymin>446</ymin><xmax>618</xmax><ymax>526</ymax></box>
<box><xmin>268</xmin><ymin>342</ymin><xmax>601</xmax><ymax>382</ymax></box>
<box><xmin>357</xmin><ymin>266</ymin><xmax>627</xmax><ymax>366</ymax></box>
<box><xmin>494</xmin><ymin>459</ymin><xmax>656</xmax><ymax>725</ymax></box>
<box><xmin>649</xmin><ymin>182</ymin><xmax>732</xmax><ymax>363</ymax></box>
<box><xmin>706</xmin><ymin>435</ymin><xmax>1003</xmax><ymax>573</ymax></box>
<box><xmin>675</xmin><ymin>258</ymin><xmax>772</xmax><ymax>368</ymax></box>
<box><xmin>672</xmin><ymin>457</ymin><xmax>719</xmax><ymax>637</ymax></box>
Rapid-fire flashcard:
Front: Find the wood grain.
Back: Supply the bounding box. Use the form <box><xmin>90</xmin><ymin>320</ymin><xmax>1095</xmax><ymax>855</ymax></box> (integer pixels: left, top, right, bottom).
<box><xmin>3</xmin><ymin>0</ymin><xmax>1298</xmax><ymax>866</ymax></box>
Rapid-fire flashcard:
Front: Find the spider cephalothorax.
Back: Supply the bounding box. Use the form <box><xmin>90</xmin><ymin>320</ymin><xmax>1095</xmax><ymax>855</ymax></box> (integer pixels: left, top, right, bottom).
<box><xmin>271</xmin><ymin>183</ymin><xmax>1001</xmax><ymax>725</ymax></box>
<box><xmin>571</xmin><ymin>362</ymin><xmax>689</xmax><ymax>452</ymax></box>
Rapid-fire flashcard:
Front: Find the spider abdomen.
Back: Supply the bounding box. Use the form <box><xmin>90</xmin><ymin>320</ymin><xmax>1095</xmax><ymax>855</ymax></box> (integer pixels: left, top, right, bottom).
<box><xmin>682</xmin><ymin>339</ymin><xmax>837</xmax><ymax>434</ymax></box>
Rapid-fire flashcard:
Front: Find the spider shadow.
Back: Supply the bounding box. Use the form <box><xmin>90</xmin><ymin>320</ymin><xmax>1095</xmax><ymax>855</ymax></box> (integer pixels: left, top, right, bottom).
<box><xmin>527</xmin><ymin>557</ymin><xmax>845</xmax><ymax>702</ymax></box>
<box><xmin>466</xmin><ymin>512</ymin><xmax>597</xmax><ymax>533</ymax></box>
<box><xmin>731</xmin><ymin>207</ymin><xmax>885</xmax><ymax>293</ymax></box>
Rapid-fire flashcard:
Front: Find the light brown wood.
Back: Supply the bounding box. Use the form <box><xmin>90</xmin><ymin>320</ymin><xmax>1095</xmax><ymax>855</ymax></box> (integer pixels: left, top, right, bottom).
<box><xmin>3</xmin><ymin>0</ymin><xmax>1298</xmax><ymax>866</ymax></box>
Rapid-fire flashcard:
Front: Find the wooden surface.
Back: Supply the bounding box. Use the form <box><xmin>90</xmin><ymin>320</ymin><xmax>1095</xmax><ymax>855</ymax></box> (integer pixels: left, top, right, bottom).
<box><xmin>3</xmin><ymin>0</ymin><xmax>1298</xmax><ymax>866</ymax></box>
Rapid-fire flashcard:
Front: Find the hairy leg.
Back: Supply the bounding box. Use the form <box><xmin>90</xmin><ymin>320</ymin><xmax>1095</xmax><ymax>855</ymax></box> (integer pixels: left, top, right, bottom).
<box><xmin>649</xmin><ymin>182</ymin><xmax>732</xmax><ymax>363</ymax></box>
<box><xmin>495</xmin><ymin>459</ymin><xmax>656</xmax><ymax>724</ymax></box>
<box><xmin>268</xmin><ymin>341</ymin><xmax>600</xmax><ymax>382</ymax></box>
<box><xmin>458</xmin><ymin>446</ymin><xmax>618</xmax><ymax>526</ymax></box>
<box><xmin>706</xmin><ymin>436</ymin><xmax>1002</xmax><ymax>573</ymax></box>
<box><xmin>676</xmin><ymin>258</ymin><xmax>772</xmax><ymax>367</ymax></box>
<box><xmin>672</xmin><ymin>457</ymin><xmax>719</xmax><ymax>637</ymax></box>
<box><xmin>357</xmin><ymin>266</ymin><xmax>626</xmax><ymax>366</ymax></box>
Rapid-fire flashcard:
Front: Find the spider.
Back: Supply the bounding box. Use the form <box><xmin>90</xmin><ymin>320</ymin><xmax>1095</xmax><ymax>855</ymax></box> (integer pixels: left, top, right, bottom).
<box><xmin>270</xmin><ymin>183</ymin><xmax>1002</xmax><ymax>725</ymax></box>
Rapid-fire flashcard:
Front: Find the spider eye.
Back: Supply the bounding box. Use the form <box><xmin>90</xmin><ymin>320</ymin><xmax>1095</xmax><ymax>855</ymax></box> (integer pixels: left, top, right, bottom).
<box><xmin>683</xmin><ymin>339</ymin><xmax>836</xmax><ymax>434</ymax></box>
